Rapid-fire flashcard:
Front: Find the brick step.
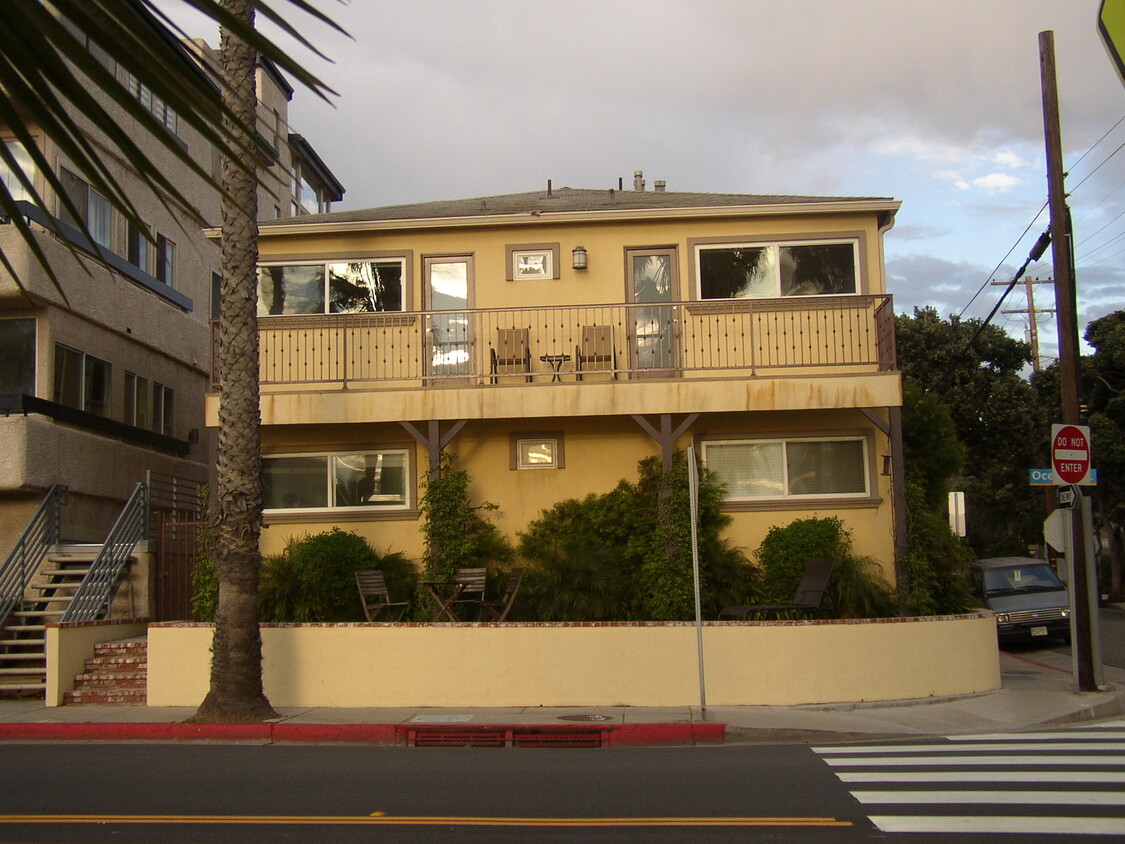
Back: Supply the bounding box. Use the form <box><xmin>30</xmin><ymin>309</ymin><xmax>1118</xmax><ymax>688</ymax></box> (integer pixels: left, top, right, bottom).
<box><xmin>83</xmin><ymin>660</ymin><xmax>147</xmax><ymax>675</ymax></box>
<box><xmin>74</xmin><ymin>671</ymin><xmax>147</xmax><ymax>688</ymax></box>
<box><xmin>63</xmin><ymin>688</ymin><xmax>146</xmax><ymax>705</ymax></box>
<box><xmin>92</xmin><ymin>647</ymin><xmax>148</xmax><ymax>659</ymax></box>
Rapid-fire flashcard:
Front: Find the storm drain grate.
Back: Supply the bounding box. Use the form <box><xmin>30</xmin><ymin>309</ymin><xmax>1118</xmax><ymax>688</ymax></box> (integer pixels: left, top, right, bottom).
<box><xmin>406</xmin><ymin>727</ymin><xmax>610</xmax><ymax>748</ymax></box>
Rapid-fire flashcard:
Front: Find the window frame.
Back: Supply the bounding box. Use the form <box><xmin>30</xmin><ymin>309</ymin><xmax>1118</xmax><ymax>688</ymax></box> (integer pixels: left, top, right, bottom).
<box><xmin>155</xmin><ymin>233</ymin><xmax>175</xmax><ymax>286</ymax></box>
<box><xmin>53</xmin><ymin>343</ymin><xmax>111</xmax><ymax>418</ymax></box>
<box><xmin>257</xmin><ymin>256</ymin><xmax>411</xmax><ymax>316</ymax></box>
<box><xmin>700</xmin><ymin>434</ymin><xmax>872</xmax><ymax>504</ymax></box>
<box><xmin>59</xmin><ymin>167</ymin><xmax>111</xmax><ymax>248</ymax></box>
<box><xmin>262</xmin><ymin>447</ymin><xmax>413</xmax><ymax>514</ymax></box>
<box><xmin>690</xmin><ymin>233</ymin><xmax>865</xmax><ymax>302</ymax></box>
<box><xmin>509</xmin><ymin>432</ymin><xmax>565</xmax><ymax>470</ymax></box>
<box><xmin>0</xmin><ymin>317</ymin><xmax>36</xmax><ymax>395</ymax></box>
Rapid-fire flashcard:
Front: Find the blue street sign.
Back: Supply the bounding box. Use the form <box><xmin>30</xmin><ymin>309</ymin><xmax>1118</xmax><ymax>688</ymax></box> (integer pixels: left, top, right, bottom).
<box><xmin>1030</xmin><ymin>468</ymin><xmax>1098</xmax><ymax>486</ymax></box>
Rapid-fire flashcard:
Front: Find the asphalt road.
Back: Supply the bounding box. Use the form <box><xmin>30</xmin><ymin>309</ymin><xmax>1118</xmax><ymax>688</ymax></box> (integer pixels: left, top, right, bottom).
<box><xmin>1</xmin><ymin>736</ymin><xmax>1122</xmax><ymax>843</ymax></box>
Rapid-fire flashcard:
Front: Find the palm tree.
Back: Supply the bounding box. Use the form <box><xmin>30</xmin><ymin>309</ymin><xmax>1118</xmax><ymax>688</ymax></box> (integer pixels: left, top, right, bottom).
<box><xmin>1</xmin><ymin>0</ymin><xmax>341</xmax><ymax>721</ymax></box>
<box><xmin>192</xmin><ymin>0</ymin><xmax>273</xmax><ymax>722</ymax></box>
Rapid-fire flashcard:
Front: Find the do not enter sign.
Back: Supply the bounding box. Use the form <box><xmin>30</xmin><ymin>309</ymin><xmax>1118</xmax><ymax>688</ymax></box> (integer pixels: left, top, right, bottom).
<box><xmin>1052</xmin><ymin>424</ymin><xmax>1092</xmax><ymax>485</ymax></box>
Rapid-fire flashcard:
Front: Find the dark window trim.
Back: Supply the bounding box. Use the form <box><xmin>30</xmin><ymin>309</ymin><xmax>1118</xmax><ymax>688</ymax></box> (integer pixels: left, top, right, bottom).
<box><xmin>8</xmin><ymin>200</ymin><xmax>193</xmax><ymax>310</ymax></box>
<box><xmin>0</xmin><ymin>392</ymin><xmax>190</xmax><ymax>455</ymax></box>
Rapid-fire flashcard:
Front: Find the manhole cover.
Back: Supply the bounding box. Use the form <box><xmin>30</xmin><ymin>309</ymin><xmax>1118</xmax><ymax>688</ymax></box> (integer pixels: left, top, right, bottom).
<box><xmin>557</xmin><ymin>714</ymin><xmax>614</xmax><ymax>722</ymax></box>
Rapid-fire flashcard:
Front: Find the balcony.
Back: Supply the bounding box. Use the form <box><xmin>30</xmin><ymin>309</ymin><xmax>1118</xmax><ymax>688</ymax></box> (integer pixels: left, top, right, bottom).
<box><xmin>212</xmin><ymin>295</ymin><xmax>896</xmax><ymax>391</ymax></box>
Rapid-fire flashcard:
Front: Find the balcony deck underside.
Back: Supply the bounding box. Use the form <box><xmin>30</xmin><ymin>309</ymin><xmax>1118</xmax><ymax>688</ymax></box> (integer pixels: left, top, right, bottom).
<box><xmin>206</xmin><ymin>370</ymin><xmax>902</xmax><ymax>427</ymax></box>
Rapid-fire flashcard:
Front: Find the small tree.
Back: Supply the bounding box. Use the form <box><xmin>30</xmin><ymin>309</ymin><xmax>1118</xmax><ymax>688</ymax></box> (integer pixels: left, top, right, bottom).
<box><xmin>419</xmin><ymin>452</ymin><xmax>513</xmax><ymax>584</ymax></box>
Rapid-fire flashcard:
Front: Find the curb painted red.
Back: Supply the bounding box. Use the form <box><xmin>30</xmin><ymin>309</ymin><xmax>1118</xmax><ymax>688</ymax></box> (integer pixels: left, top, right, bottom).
<box><xmin>0</xmin><ymin>721</ymin><xmax>724</xmax><ymax>746</ymax></box>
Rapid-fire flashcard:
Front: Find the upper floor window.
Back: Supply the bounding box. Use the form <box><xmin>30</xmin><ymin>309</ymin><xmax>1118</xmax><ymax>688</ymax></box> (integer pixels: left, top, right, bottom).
<box><xmin>156</xmin><ymin>234</ymin><xmax>175</xmax><ymax>286</ymax></box>
<box><xmin>126</xmin><ymin>73</ymin><xmax>178</xmax><ymax>134</ymax></box>
<box><xmin>127</xmin><ymin>220</ymin><xmax>150</xmax><ymax>272</ymax></box>
<box><xmin>258</xmin><ymin>259</ymin><xmax>406</xmax><ymax>316</ymax></box>
<box><xmin>696</xmin><ymin>240</ymin><xmax>858</xmax><ymax>300</ymax></box>
<box><xmin>124</xmin><ymin>371</ymin><xmax>150</xmax><ymax>429</ymax></box>
<box><xmin>1</xmin><ymin>140</ymin><xmax>35</xmax><ymax>202</ymax></box>
<box><xmin>701</xmin><ymin>436</ymin><xmax>868</xmax><ymax>501</ymax></box>
<box><xmin>59</xmin><ymin>168</ymin><xmax>111</xmax><ymax>249</ymax></box>
<box><xmin>153</xmin><ymin>382</ymin><xmax>174</xmax><ymax>436</ymax></box>
<box><xmin>53</xmin><ymin>344</ymin><xmax>111</xmax><ymax>418</ymax></box>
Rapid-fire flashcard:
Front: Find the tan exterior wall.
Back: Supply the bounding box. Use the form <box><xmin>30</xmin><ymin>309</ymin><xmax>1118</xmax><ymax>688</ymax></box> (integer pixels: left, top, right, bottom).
<box><xmin>45</xmin><ymin>619</ymin><xmax>149</xmax><ymax>706</ymax></box>
<box><xmin>145</xmin><ymin>615</ymin><xmax>1001</xmax><ymax>708</ymax></box>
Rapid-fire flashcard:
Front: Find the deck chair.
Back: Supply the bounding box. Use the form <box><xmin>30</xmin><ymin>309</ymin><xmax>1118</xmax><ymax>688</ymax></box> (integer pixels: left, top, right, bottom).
<box><xmin>718</xmin><ymin>557</ymin><xmax>837</xmax><ymax>620</ymax></box>
<box><xmin>466</xmin><ymin>568</ymin><xmax>524</xmax><ymax>622</ymax></box>
<box><xmin>490</xmin><ymin>327</ymin><xmax>532</xmax><ymax>382</ymax></box>
<box><xmin>449</xmin><ymin>567</ymin><xmax>488</xmax><ymax>618</ymax></box>
<box><xmin>355</xmin><ymin>570</ymin><xmax>409</xmax><ymax>622</ymax></box>
<box><xmin>575</xmin><ymin>325</ymin><xmax>616</xmax><ymax>380</ymax></box>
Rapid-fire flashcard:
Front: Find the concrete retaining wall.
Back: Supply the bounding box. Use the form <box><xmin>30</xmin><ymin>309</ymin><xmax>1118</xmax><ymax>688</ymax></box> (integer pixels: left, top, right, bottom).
<box><xmin>138</xmin><ymin>613</ymin><xmax>1000</xmax><ymax>708</ymax></box>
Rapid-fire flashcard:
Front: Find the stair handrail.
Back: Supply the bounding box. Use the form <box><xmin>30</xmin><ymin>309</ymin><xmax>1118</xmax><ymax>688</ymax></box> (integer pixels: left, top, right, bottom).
<box><xmin>0</xmin><ymin>484</ymin><xmax>67</xmax><ymax>631</ymax></box>
<box><xmin>62</xmin><ymin>482</ymin><xmax>148</xmax><ymax>623</ymax></box>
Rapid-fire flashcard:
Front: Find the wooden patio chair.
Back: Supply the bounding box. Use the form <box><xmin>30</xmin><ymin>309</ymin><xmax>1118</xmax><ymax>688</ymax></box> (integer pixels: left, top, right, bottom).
<box><xmin>575</xmin><ymin>325</ymin><xmax>616</xmax><ymax>380</ymax></box>
<box><xmin>490</xmin><ymin>327</ymin><xmax>532</xmax><ymax>382</ymax></box>
<box><xmin>718</xmin><ymin>557</ymin><xmax>837</xmax><ymax>620</ymax></box>
<box><xmin>448</xmin><ymin>567</ymin><xmax>488</xmax><ymax>618</ymax></box>
<box><xmin>464</xmin><ymin>568</ymin><xmax>525</xmax><ymax>622</ymax></box>
<box><xmin>355</xmin><ymin>570</ymin><xmax>409</xmax><ymax>622</ymax></box>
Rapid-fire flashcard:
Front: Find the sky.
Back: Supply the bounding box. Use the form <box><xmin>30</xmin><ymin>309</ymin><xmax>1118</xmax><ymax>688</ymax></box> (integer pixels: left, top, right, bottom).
<box><xmin>159</xmin><ymin>0</ymin><xmax>1125</xmax><ymax>363</ymax></box>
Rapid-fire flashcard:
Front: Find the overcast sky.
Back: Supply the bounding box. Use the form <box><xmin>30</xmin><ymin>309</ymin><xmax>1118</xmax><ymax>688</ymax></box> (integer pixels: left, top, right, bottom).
<box><xmin>161</xmin><ymin>0</ymin><xmax>1125</xmax><ymax>362</ymax></box>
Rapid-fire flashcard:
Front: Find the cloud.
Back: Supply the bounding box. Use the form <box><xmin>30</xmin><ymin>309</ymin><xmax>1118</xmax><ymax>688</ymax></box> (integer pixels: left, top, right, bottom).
<box><xmin>971</xmin><ymin>173</ymin><xmax>1022</xmax><ymax>192</ymax></box>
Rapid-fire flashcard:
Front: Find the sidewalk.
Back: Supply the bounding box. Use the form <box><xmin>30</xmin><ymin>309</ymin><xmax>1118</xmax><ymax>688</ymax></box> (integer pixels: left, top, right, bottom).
<box><xmin>0</xmin><ymin>649</ymin><xmax>1122</xmax><ymax>746</ymax></box>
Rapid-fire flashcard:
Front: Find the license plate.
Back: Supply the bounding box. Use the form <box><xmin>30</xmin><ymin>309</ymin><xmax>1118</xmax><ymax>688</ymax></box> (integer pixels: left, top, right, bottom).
<box><xmin>1030</xmin><ymin>626</ymin><xmax>1048</xmax><ymax>637</ymax></box>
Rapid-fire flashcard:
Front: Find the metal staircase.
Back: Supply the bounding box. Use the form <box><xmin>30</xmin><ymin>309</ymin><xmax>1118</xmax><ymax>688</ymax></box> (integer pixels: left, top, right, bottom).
<box><xmin>0</xmin><ymin>483</ymin><xmax>148</xmax><ymax>696</ymax></box>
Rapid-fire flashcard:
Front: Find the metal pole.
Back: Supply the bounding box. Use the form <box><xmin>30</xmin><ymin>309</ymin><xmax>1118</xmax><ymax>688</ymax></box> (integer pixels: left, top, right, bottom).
<box><xmin>687</xmin><ymin>447</ymin><xmax>707</xmax><ymax>720</ymax></box>
<box><xmin>1040</xmin><ymin>30</ymin><xmax>1096</xmax><ymax>691</ymax></box>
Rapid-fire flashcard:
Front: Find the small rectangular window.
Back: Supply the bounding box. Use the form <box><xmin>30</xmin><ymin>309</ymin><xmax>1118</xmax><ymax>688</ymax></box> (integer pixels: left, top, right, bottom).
<box><xmin>153</xmin><ymin>382</ymin><xmax>173</xmax><ymax>436</ymax></box>
<box><xmin>54</xmin><ymin>344</ymin><xmax>110</xmax><ymax>417</ymax></box>
<box><xmin>0</xmin><ymin>318</ymin><xmax>36</xmax><ymax>395</ymax></box>
<box><xmin>1</xmin><ymin>140</ymin><xmax>36</xmax><ymax>203</ymax></box>
<box><xmin>127</xmin><ymin>221</ymin><xmax>150</xmax><ymax>272</ymax></box>
<box><xmin>156</xmin><ymin>234</ymin><xmax>175</xmax><ymax>286</ymax></box>
<box><xmin>123</xmin><ymin>371</ymin><xmax>149</xmax><ymax>429</ymax></box>
<box><xmin>259</xmin><ymin>259</ymin><xmax>408</xmax><ymax>316</ymax></box>
<box><xmin>510</xmin><ymin>432</ymin><xmax>565</xmax><ymax>470</ymax></box>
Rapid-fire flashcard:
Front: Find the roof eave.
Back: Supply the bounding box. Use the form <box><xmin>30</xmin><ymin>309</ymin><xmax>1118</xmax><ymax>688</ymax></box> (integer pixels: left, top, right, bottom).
<box><xmin>254</xmin><ymin>198</ymin><xmax>902</xmax><ymax>237</ymax></box>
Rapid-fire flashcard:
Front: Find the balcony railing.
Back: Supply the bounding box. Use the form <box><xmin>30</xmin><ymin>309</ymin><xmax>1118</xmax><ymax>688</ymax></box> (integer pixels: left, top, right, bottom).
<box><xmin>211</xmin><ymin>295</ymin><xmax>896</xmax><ymax>389</ymax></box>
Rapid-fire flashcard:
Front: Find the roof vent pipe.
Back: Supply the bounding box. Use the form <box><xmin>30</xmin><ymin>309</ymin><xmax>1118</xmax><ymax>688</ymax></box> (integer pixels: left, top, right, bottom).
<box><xmin>634</xmin><ymin>170</ymin><xmax>645</xmax><ymax>191</ymax></box>
<box><xmin>547</xmin><ymin>179</ymin><xmax>553</xmax><ymax>198</ymax></box>
<box><xmin>654</xmin><ymin>180</ymin><xmax>666</xmax><ymax>192</ymax></box>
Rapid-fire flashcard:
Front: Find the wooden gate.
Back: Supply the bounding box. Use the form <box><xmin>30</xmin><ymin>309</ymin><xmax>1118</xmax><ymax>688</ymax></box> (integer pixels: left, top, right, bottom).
<box><xmin>154</xmin><ymin>512</ymin><xmax>199</xmax><ymax>621</ymax></box>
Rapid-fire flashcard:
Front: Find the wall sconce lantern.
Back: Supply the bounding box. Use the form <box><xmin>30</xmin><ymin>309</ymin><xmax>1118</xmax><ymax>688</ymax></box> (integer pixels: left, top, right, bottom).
<box><xmin>881</xmin><ymin>454</ymin><xmax>892</xmax><ymax>476</ymax></box>
<box><xmin>571</xmin><ymin>245</ymin><xmax>588</xmax><ymax>270</ymax></box>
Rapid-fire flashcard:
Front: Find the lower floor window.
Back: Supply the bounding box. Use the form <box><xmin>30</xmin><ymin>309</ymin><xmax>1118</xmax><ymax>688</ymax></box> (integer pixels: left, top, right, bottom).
<box><xmin>263</xmin><ymin>449</ymin><xmax>410</xmax><ymax>511</ymax></box>
<box><xmin>0</xmin><ymin>318</ymin><xmax>35</xmax><ymax>394</ymax></box>
<box><xmin>53</xmin><ymin>344</ymin><xmax>110</xmax><ymax>417</ymax></box>
<box><xmin>702</xmin><ymin>437</ymin><xmax>868</xmax><ymax>500</ymax></box>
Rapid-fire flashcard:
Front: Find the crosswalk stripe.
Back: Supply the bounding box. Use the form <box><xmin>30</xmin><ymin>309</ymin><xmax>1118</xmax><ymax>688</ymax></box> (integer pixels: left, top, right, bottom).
<box><xmin>868</xmin><ymin>815</ymin><xmax>1125</xmax><ymax>836</ymax></box>
<box><xmin>947</xmin><ymin>731</ymin><xmax>1125</xmax><ymax>741</ymax></box>
<box><xmin>852</xmin><ymin>790</ymin><xmax>1125</xmax><ymax>805</ymax></box>
<box><xmin>821</xmin><ymin>754</ymin><xmax>1123</xmax><ymax>766</ymax></box>
<box><xmin>837</xmin><ymin>770</ymin><xmax>1125</xmax><ymax>783</ymax></box>
<box><xmin>815</xmin><ymin>741</ymin><xmax>1125</xmax><ymax>754</ymax></box>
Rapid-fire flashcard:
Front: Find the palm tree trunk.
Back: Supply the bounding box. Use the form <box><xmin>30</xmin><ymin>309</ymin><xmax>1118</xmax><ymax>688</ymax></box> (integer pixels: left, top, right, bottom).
<box><xmin>192</xmin><ymin>0</ymin><xmax>277</xmax><ymax>722</ymax></box>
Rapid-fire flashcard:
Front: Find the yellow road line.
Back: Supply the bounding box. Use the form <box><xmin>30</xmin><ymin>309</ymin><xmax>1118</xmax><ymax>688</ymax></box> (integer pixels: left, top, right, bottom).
<box><xmin>0</xmin><ymin>814</ymin><xmax>852</xmax><ymax>828</ymax></box>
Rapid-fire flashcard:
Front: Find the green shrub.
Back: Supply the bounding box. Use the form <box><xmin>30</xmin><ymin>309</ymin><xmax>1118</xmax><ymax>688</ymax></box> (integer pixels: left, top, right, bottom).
<box><xmin>900</xmin><ymin>480</ymin><xmax>974</xmax><ymax>615</ymax></box>
<box><xmin>754</xmin><ymin>516</ymin><xmax>895</xmax><ymax>618</ymax></box>
<box><xmin>258</xmin><ymin>528</ymin><xmax>417</xmax><ymax>622</ymax></box>
<box><xmin>515</xmin><ymin>453</ymin><xmax>759</xmax><ymax>621</ymax></box>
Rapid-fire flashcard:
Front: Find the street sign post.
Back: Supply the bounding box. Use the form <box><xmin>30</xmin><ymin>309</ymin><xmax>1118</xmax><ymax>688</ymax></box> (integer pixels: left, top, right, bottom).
<box><xmin>1051</xmin><ymin>423</ymin><xmax>1092</xmax><ymax>486</ymax></box>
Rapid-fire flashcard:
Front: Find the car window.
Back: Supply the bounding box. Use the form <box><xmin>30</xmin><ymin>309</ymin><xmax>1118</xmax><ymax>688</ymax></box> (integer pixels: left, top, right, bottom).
<box><xmin>982</xmin><ymin>564</ymin><xmax>1063</xmax><ymax>594</ymax></box>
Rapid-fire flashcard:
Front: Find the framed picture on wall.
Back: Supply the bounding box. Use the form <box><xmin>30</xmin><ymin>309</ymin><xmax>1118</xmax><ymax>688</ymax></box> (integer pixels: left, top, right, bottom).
<box><xmin>506</xmin><ymin>243</ymin><xmax>560</xmax><ymax>280</ymax></box>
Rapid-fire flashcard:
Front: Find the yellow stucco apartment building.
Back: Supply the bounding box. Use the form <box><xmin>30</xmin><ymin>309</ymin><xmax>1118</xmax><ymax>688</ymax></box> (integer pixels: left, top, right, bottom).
<box><xmin>211</xmin><ymin>175</ymin><xmax>905</xmax><ymax>581</ymax></box>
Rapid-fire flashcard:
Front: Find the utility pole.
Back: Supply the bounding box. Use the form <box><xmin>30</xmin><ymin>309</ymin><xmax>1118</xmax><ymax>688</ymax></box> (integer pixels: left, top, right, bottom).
<box><xmin>992</xmin><ymin>277</ymin><xmax>1056</xmax><ymax>372</ymax></box>
<box><xmin>1040</xmin><ymin>30</ymin><xmax>1097</xmax><ymax>692</ymax></box>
